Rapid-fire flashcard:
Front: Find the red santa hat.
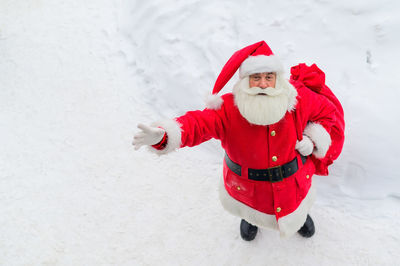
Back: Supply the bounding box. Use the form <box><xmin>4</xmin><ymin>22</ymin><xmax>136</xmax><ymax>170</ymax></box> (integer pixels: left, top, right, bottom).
<box><xmin>213</xmin><ymin>41</ymin><xmax>283</xmax><ymax>94</ymax></box>
<box><xmin>206</xmin><ymin>41</ymin><xmax>283</xmax><ymax>109</ymax></box>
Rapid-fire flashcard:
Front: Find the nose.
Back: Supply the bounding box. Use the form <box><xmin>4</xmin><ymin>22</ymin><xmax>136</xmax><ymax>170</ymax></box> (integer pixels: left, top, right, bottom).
<box><xmin>259</xmin><ymin>79</ymin><xmax>268</xmax><ymax>89</ymax></box>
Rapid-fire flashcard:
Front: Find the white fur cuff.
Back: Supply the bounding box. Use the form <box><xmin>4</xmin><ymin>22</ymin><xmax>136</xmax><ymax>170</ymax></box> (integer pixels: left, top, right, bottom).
<box><xmin>303</xmin><ymin>122</ymin><xmax>332</xmax><ymax>158</ymax></box>
<box><xmin>147</xmin><ymin>119</ymin><xmax>182</xmax><ymax>155</ymax></box>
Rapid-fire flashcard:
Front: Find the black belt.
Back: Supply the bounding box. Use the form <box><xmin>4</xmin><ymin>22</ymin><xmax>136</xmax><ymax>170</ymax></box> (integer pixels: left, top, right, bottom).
<box><xmin>224</xmin><ymin>153</ymin><xmax>307</xmax><ymax>183</ymax></box>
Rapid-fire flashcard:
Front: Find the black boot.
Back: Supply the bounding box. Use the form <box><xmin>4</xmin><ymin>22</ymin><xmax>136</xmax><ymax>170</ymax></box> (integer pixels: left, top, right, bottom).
<box><xmin>240</xmin><ymin>219</ymin><xmax>258</xmax><ymax>241</ymax></box>
<box><xmin>297</xmin><ymin>214</ymin><xmax>315</xmax><ymax>238</ymax></box>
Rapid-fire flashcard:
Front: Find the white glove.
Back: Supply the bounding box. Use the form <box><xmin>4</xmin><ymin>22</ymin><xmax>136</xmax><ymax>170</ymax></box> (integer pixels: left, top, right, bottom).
<box><xmin>295</xmin><ymin>135</ymin><xmax>314</xmax><ymax>156</ymax></box>
<box><xmin>132</xmin><ymin>123</ymin><xmax>165</xmax><ymax>150</ymax></box>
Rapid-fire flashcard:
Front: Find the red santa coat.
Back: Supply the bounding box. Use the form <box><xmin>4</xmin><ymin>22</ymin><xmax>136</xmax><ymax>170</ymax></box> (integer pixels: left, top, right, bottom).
<box><xmin>151</xmin><ymin>81</ymin><xmax>336</xmax><ymax>237</ymax></box>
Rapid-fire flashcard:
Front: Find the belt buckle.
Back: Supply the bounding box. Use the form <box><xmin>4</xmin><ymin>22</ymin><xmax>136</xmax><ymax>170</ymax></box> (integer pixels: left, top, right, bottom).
<box><xmin>268</xmin><ymin>165</ymin><xmax>283</xmax><ymax>182</ymax></box>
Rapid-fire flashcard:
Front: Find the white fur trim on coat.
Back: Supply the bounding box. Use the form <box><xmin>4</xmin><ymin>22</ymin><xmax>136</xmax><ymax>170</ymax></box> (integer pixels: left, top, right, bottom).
<box><xmin>218</xmin><ymin>180</ymin><xmax>278</xmax><ymax>230</ymax></box>
<box><xmin>239</xmin><ymin>55</ymin><xmax>284</xmax><ymax>79</ymax></box>
<box><xmin>205</xmin><ymin>93</ymin><xmax>224</xmax><ymax>110</ymax></box>
<box><xmin>147</xmin><ymin>119</ymin><xmax>182</xmax><ymax>155</ymax></box>
<box><xmin>303</xmin><ymin>122</ymin><xmax>332</xmax><ymax>158</ymax></box>
<box><xmin>278</xmin><ymin>183</ymin><xmax>316</xmax><ymax>238</ymax></box>
<box><xmin>218</xmin><ymin>179</ymin><xmax>316</xmax><ymax>238</ymax></box>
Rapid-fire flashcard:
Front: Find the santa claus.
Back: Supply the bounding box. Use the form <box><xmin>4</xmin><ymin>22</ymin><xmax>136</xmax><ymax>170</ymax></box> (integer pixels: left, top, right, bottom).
<box><xmin>133</xmin><ymin>41</ymin><xmax>343</xmax><ymax>240</ymax></box>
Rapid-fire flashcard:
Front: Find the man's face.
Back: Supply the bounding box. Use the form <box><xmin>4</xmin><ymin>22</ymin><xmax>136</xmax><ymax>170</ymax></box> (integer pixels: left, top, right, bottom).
<box><xmin>233</xmin><ymin>73</ymin><xmax>289</xmax><ymax>125</ymax></box>
<box><xmin>249</xmin><ymin>72</ymin><xmax>276</xmax><ymax>89</ymax></box>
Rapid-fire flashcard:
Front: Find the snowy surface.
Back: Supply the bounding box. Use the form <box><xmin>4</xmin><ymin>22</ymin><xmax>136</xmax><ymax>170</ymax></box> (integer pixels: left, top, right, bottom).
<box><xmin>1</xmin><ymin>0</ymin><xmax>399</xmax><ymax>265</ymax></box>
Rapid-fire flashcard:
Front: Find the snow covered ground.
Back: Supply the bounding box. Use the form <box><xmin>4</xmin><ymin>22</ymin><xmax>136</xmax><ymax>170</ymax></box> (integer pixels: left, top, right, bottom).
<box><xmin>1</xmin><ymin>0</ymin><xmax>399</xmax><ymax>265</ymax></box>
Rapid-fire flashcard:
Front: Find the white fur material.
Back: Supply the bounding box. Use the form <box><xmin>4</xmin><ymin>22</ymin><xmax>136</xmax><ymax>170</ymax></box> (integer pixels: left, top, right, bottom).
<box><xmin>218</xmin><ymin>180</ymin><xmax>279</xmax><ymax>230</ymax></box>
<box><xmin>303</xmin><ymin>122</ymin><xmax>332</xmax><ymax>158</ymax></box>
<box><xmin>147</xmin><ymin>119</ymin><xmax>182</xmax><ymax>155</ymax></box>
<box><xmin>233</xmin><ymin>74</ymin><xmax>298</xmax><ymax>126</ymax></box>
<box><xmin>278</xmin><ymin>183</ymin><xmax>316</xmax><ymax>238</ymax></box>
<box><xmin>218</xmin><ymin>179</ymin><xmax>316</xmax><ymax>238</ymax></box>
<box><xmin>205</xmin><ymin>93</ymin><xmax>224</xmax><ymax>110</ymax></box>
<box><xmin>239</xmin><ymin>55</ymin><xmax>284</xmax><ymax>78</ymax></box>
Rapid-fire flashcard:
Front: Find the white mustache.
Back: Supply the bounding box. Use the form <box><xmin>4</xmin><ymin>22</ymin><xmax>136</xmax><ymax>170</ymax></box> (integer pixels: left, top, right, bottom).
<box><xmin>241</xmin><ymin>86</ymin><xmax>284</xmax><ymax>96</ymax></box>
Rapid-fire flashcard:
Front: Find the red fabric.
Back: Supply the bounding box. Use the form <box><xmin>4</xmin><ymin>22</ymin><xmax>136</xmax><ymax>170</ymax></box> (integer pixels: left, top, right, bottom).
<box><xmin>212</xmin><ymin>41</ymin><xmax>273</xmax><ymax>95</ymax></box>
<box><xmin>151</xmin><ymin>131</ymin><xmax>168</xmax><ymax>150</ymax></box>
<box><xmin>290</xmin><ymin>63</ymin><xmax>345</xmax><ymax>175</ymax></box>
<box><xmin>174</xmin><ymin>85</ymin><xmax>336</xmax><ymax>219</ymax></box>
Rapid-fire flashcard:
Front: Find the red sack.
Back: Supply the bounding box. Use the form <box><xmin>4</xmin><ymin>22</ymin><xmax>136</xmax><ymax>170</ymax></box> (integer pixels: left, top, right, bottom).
<box><xmin>291</xmin><ymin>63</ymin><xmax>345</xmax><ymax>175</ymax></box>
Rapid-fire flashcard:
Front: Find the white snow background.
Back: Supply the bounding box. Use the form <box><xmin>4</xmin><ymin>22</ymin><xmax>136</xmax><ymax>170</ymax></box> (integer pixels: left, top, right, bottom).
<box><xmin>1</xmin><ymin>0</ymin><xmax>399</xmax><ymax>265</ymax></box>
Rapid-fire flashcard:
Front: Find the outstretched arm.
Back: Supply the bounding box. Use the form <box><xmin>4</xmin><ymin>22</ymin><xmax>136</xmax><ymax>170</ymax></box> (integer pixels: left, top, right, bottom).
<box><xmin>133</xmin><ymin>104</ymin><xmax>227</xmax><ymax>155</ymax></box>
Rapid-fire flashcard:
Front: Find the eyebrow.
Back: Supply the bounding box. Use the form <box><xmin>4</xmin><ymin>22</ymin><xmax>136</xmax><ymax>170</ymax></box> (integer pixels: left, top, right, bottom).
<box><xmin>250</xmin><ymin>72</ymin><xmax>275</xmax><ymax>77</ymax></box>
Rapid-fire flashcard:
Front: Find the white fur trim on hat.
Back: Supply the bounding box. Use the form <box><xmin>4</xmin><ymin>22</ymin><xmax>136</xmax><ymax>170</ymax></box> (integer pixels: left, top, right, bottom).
<box><xmin>239</xmin><ymin>55</ymin><xmax>284</xmax><ymax>78</ymax></box>
<box><xmin>303</xmin><ymin>122</ymin><xmax>332</xmax><ymax>158</ymax></box>
<box><xmin>147</xmin><ymin>119</ymin><xmax>182</xmax><ymax>155</ymax></box>
<box><xmin>205</xmin><ymin>93</ymin><xmax>224</xmax><ymax>110</ymax></box>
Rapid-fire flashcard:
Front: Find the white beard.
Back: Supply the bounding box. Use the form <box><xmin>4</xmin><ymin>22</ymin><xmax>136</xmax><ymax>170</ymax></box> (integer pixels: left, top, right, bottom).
<box><xmin>233</xmin><ymin>75</ymin><xmax>294</xmax><ymax>126</ymax></box>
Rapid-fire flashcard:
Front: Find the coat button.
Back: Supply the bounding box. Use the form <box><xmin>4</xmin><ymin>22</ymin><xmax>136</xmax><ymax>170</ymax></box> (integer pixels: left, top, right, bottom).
<box><xmin>236</xmin><ymin>186</ymin><xmax>241</xmax><ymax>191</ymax></box>
<box><xmin>276</xmin><ymin>207</ymin><xmax>281</xmax><ymax>213</ymax></box>
<box><xmin>272</xmin><ymin>156</ymin><xmax>277</xmax><ymax>162</ymax></box>
<box><xmin>306</xmin><ymin>175</ymin><xmax>310</xmax><ymax>179</ymax></box>
<box><xmin>271</xmin><ymin>130</ymin><xmax>276</xmax><ymax>136</ymax></box>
